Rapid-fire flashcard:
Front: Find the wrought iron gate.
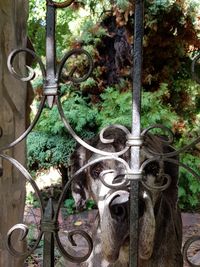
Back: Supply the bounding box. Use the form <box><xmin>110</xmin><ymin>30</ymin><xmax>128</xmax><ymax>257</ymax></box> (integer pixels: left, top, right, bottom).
<box><xmin>0</xmin><ymin>0</ymin><xmax>200</xmax><ymax>266</ymax></box>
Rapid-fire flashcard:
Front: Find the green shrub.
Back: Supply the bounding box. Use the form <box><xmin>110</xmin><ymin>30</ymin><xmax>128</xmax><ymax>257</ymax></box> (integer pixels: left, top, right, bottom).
<box><xmin>27</xmin><ymin>0</ymin><xmax>200</xmax><ymax>212</ymax></box>
<box><xmin>178</xmin><ymin>154</ymin><xmax>200</xmax><ymax>211</ymax></box>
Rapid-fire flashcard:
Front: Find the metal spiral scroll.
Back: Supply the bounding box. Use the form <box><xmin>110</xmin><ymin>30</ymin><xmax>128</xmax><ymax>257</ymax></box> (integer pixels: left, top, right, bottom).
<box><xmin>136</xmin><ymin>53</ymin><xmax>200</xmax><ymax>266</ymax></box>
<box><xmin>0</xmin><ymin>0</ymin><xmax>95</xmax><ymax>264</ymax></box>
<box><xmin>0</xmin><ymin>0</ymin><xmax>135</xmax><ymax>265</ymax></box>
<box><xmin>1</xmin><ymin>0</ymin><xmax>200</xmax><ymax>266</ymax></box>
<box><xmin>1</xmin><ymin>152</ymin><xmax>94</xmax><ymax>262</ymax></box>
<box><xmin>181</xmin><ymin>53</ymin><xmax>200</xmax><ymax>267</ymax></box>
<box><xmin>139</xmin><ymin>125</ymin><xmax>200</xmax><ymax>199</ymax></box>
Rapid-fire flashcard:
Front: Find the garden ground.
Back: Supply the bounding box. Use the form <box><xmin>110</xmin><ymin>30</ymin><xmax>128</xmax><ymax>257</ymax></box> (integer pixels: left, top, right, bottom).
<box><xmin>24</xmin><ymin>169</ymin><xmax>200</xmax><ymax>266</ymax></box>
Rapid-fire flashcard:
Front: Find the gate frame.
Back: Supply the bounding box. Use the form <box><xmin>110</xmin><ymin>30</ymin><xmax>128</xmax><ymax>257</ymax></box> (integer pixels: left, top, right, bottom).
<box><xmin>0</xmin><ymin>0</ymin><xmax>199</xmax><ymax>266</ymax></box>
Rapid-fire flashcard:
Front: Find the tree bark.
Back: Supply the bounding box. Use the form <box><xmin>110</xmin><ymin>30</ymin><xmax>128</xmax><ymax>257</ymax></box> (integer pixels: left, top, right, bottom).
<box><xmin>0</xmin><ymin>1</ymin><xmax>28</xmax><ymax>266</ymax></box>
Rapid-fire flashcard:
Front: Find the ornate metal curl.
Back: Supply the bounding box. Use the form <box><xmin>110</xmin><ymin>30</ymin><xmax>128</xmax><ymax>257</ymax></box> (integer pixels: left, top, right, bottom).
<box><xmin>57</xmin><ymin>48</ymin><xmax>94</xmax><ymax>83</ymax></box>
<box><xmin>2</xmin><ymin>1</ymin><xmax>102</xmax><ymax>264</ymax></box>
<box><xmin>55</xmin><ymin>230</ymin><xmax>93</xmax><ymax>263</ymax></box>
<box><xmin>52</xmin><ymin>155</ymin><xmax>131</xmax><ymax>262</ymax></box>
<box><xmin>0</xmin><ymin>154</ymin><xmax>44</xmax><ymax>257</ymax></box>
<box><xmin>140</xmin><ymin>158</ymin><xmax>172</xmax><ymax>192</ymax></box>
<box><xmin>138</xmin><ymin>53</ymin><xmax>200</xmax><ymax>266</ymax></box>
<box><xmin>57</xmin><ymin>96</ymin><xmax>131</xmax><ymax>156</ymax></box>
<box><xmin>141</xmin><ymin>124</ymin><xmax>174</xmax><ymax>146</ymax></box>
<box><xmin>1</xmin><ymin>0</ymin><xmax>200</xmax><ymax>265</ymax></box>
<box><xmin>1</xmin><ymin>151</ymin><xmax>93</xmax><ymax>262</ymax></box>
<box><xmin>99</xmin><ymin>170</ymin><xmax>128</xmax><ymax>189</ymax></box>
<box><xmin>53</xmin><ymin>167</ymin><xmax>94</xmax><ymax>262</ymax></box>
<box><xmin>1</xmin><ymin>48</ymin><xmax>47</xmax><ymax>150</ymax></box>
<box><xmin>10</xmin><ymin>145</ymin><xmax>92</xmax><ymax>264</ymax></box>
<box><xmin>183</xmin><ymin>236</ymin><xmax>200</xmax><ymax>267</ymax></box>
<box><xmin>7</xmin><ymin>224</ymin><xmax>43</xmax><ymax>258</ymax></box>
<box><xmin>141</xmin><ymin>124</ymin><xmax>199</xmax><ymax>160</ymax></box>
<box><xmin>139</xmin><ymin>123</ymin><xmax>200</xmax><ymax>192</ymax></box>
<box><xmin>56</xmin><ymin>156</ymin><xmax>131</xmax><ymax>218</ymax></box>
<box><xmin>7</xmin><ymin>48</ymin><xmax>46</xmax><ymax>81</ymax></box>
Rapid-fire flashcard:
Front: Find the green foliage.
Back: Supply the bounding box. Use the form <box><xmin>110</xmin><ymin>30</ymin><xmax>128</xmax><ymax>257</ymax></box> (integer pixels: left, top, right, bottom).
<box><xmin>28</xmin><ymin>0</ymin><xmax>46</xmax><ymax>56</ymax></box>
<box><xmin>27</xmin><ymin>131</ymin><xmax>76</xmax><ymax>170</ymax></box>
<box><xmin>28</xmin><ymin>0</ymin><xmax>77</xmax><ymax>57</ymax></box>
<box><xmin>171</xmin><ymin>79</ymin><xmax>200</xmax><ymax>122</ymax></box>
<box><xmin>178</xmin><ymin>154</ymin><xmax>200</xmax><ymax>210</ymax></box>
<box><xmin>86</xmin><ymin>199</ymin><xmax>96</xmax><ymax>210</ymax></box>
<box><xmin>96</xmin><ymin>86</ymin><xmax>132</xmax><ymax>128</ymax></box>
<box><xmin>96</xmin><ymin>83</ymin><xmax>178</xmax><ymax>130</ymax></box>
<box><xmin>35</xmin><ymin>92</ymin><xmax>97</xmax><ymax>135</ymax></box>
<box><xmin>27</xmin><ymin>84</ymin><xmax>98</xmax><ymax>171</ymax></box>
<box><xmin>27</xmin><ymin>0</ymin><xmax>200</xmax><ymax>211</ymax></box>
<box><xmin>26</xmin><ymin>191</ymin><xmax>40</xmax><ymax>208</ymax></box>
<box><xmin>142</xmin><ymin>83</ymin><xmax>179</xmax><ymax>129</ymax></box>
<box><xmin>116</xmin><ymin>0</ymin><xmax>130</xmax><ymax>11</ymax></box>
<box><xmin>63</xmin><ymin>198</ymin><xmax>76</xmax><ymax>214</ymax></box>
<box><xmin>64</xmin><ymin>198</ymin><xmax>96</xmax><ymax>214</ymax></box>
<box><xmin>80</xmin><ymin>77</ymin><xmax>97</xmax><ymax>91</ymax></box>
<box><xmin>80</xmin><ymin>20</ymin><xmax>107</xmax><ymax>46</ymax></box>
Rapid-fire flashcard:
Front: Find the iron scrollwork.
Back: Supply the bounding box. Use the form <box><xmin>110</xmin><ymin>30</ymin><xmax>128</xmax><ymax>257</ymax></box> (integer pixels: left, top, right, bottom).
<box><xmin>0</xmin><ymin>0</ymin><xmax>95</xmax><ymax>265</ymax></box>
<box><xmin>181</xmin><ymin>53</ymin><xmax>200</xmax><ymax>267</ymax></box>
<box><xmin>0</xmin><ymin>0</ymin><xmax>200</xmax><ymax>266</ymax></box>
<box><xmin>0</xmin><ymin>0</ymin><xmax>134</xmax><ymax>265</ymax></box>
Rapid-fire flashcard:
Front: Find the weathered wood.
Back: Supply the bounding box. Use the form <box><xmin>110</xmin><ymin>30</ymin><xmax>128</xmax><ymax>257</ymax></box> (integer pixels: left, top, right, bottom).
<box><xmin>0</xmin><ymin>1</ymin><xmax>28</xmax><ymax>266</ymax></box>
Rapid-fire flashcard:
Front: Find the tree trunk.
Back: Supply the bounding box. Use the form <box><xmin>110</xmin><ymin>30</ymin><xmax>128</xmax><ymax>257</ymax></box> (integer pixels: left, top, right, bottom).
<box><xmin>0</xmin><ymin>1</ymin><xmax>28</xmax><ymax>266</ymax></box>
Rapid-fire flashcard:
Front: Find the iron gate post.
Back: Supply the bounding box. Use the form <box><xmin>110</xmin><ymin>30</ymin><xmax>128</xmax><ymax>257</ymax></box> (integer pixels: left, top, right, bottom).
<box><xmin>42</xmin><ymin>4</ymin><xmax>58</xmax><ymax>266</ymax></box>
<box><xmin>129</xmin><ymin>0</ymin><xmax>144</xmax><ymax>266</ymax></box>
<box><xmin>42</xmin><ymin>199</ymin><xmax>56</xmax><ymax>267</ymax></box>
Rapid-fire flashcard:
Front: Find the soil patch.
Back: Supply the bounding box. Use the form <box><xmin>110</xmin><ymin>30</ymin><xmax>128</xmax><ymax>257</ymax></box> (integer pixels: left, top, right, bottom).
<box><xmin>24</xmin><ymin>207</ymin><xmax>200</xmax><ymax>266</ymax></box>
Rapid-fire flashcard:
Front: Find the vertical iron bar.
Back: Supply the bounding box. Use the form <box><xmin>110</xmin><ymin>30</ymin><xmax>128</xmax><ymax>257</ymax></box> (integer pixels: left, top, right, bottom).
<box><xmin>129</xmin><ymin>0</ymin><xmax>144</xmax><ymax>267</ymax></box>
<box><xmin>43</xmin><ymin>199</ymin><xmax>55</xmax><ymax>267</ymax></box>
<box><xmin>46</xmin><ymin>2</ymin><xmax>56</xmax><ymax>81</ymax></box>
<box><xmin>45</xmin><ymin>2</ymin><xmax>57</xmax><ymax>107</ymax></box>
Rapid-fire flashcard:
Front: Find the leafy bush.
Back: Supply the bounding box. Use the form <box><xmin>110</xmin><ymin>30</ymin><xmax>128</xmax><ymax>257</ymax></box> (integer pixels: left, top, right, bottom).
<box><xmin>179</xmin><ymin>154</ymin><xmax>200</xmax><ymax>211</ymax></box>
<box><xmin>95</xmin><ymin>83</ymin><xmax>179</xmax><ymax>130</ymax></box>
<box><xmin>63</xmin><ymin>198</ymin><xmax>76</xmax><ymax>215</ymax></box>
<box><xmin>27</xmin><ymin>132</ymin><xmax>76</xmax><ymax>170</ymax></box>
<box><xmin>27</xmin><ymin>0</ymin><xmax>200</xmax><ymax>211</ymax></box>
<box><xmin>26</xmin><ymin>191</ymin><xmax>40</xmax><ymax>208</ymax></box>
<box><xmin>27</xmin><ymin>84</ymin><xmax>98</xmax><ymax>172</ymax></box>
<box><xmin>64</xmin><ymin>198</ymin><xmax>96</xmax><ymax>215</ymax></box>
